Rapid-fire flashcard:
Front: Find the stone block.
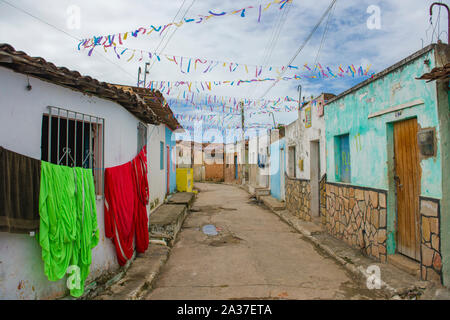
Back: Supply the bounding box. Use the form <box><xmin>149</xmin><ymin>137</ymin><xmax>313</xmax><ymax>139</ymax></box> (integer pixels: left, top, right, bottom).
<box><xmin>379</xmin><ymin>209</ymin><xmax>386</xmax><ymax>228</ymax></box>
<box><xmin>421</xmin><ymin>200</ymin><xmax>438</xmax><ymax>217</ymax></box>
<box><xmin>369</xmin><ymin>191</ymin><xmax>378</xmax><ymax>208</ymax></box>
<box><xmin>422</xmin><ymin>216</ymin><xmax>431</xmax><ymax>242</ymax></box>
<box><xmin>355</xmin><ymin>188</ymin><xmax>364</xmax><ymax>201</ymax></box>
<box><xmin>349</xmin><ymin>187</ymin><xmax>355</xmax><ymax>198</ymax></box>
<box><xmin>364</xmin><ymin>190</ymin><xmax>370</xmax><ymax>205</ymax></box>
<box><xmin>372</xmin><ymin>245</ymin><xmax>379</xmax><ymax>258</ymax></box>
<box><xmin>377</xmin><ymin>229</ymin><xmax>386</xmax><ymax>244</ymax></box>
<box><xmin>379</xmin><ymin>193</ymin><xmax>386</xmax><ymax>208</ymax></box>
<box><xmin>357</xmin><ymin>201</ymin><xmax>366</xmax><ymax>214</ymax></box>
<box><xmin>372</xmin><ymin>208</ymin><xmax>379</xmax><ymax>228</ymax></box>
<box><xmin>349</xmin><ymin>198</ymin><xmax>356</xmax><ymax>211</ymax></box>
<box><xmin>433</xmin><ymin>253</ymin><xmax>442</xmax><ymax>271</ymax></box>
<box><xmin>430</xmin><ymin>217</ymin><xmax>439</xmax><ymax>234</ymax></box>
<box><xmin>431</xmin><ymin>234</ymin><xmax>440</xmax><ymax>251</ymax></box>
<box><xmin>422</xmin><ymin>244</ymin><xmax>434</xmax><ymax>267</ymax></box>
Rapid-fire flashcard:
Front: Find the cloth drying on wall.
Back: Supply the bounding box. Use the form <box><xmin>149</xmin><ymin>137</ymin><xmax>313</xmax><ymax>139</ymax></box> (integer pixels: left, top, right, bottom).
<box><xmin>132</xmin><ymin>146</ymin><xmax>150</xmax><ymax>253</ymax></box>
<box><xmin>104</xmin><ymin>161</ymin><xmax>136</xmax><ymax>266</ymax></box>
<box><xmin>38</xmin><ymin>161</ymin><xmax>99</xmax><ymax>298</ymax></box>
<box><xmin>104</xmin><ymin>146</ymin><xmax>150</xmax><ymax>266</ymax></box>
<box><xmin>257</xmin><ymin>154</ymin><xmax>267</xmax><ymax>168</ymax></box>
<box><xmin>0</xmin><ymin>146</ymin><xmax>41</xmax><ymax>233</ymax></box>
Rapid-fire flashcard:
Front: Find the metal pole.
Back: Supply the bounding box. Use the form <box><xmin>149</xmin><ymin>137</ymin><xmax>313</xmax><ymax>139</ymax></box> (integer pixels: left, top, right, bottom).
<box><xmin>48</xmin><ymin>107</ymin><xmax>52</xmax><ymax>162</ymax></box>
<box><xmin>57</xmin><ymin>108</ymin><xmax>60</xmax><ymax>165</ymax></box>
<box><xmin>430</xmin><ymin>2</ymin><xmax>450</xmax><ymax>44</ymax></box>
<box><xmin>137</xmin><ymin>66</ymin><xmax>142</xmax><ymax>87</ymax></box>
<box><xmin>102</xmin><ymin>119</ymin><xmax>105</xmax><ymax>196</ymax></box>
<box><xmin>74</xmin><ymin>112</ymin><xmax>77</xmax><ymax>167</ymax></box>
<box><xmin>66</xmin><ymin>110</ymin><xmax>69</xmax><ymax>166</ymax></box>
<box><xmin>240</xmin><ymin>101</ymin><xmax>245</xmax><ymax>185</ymax></box>
<box><xmin>143</xmin><ymin>62</ymin><xmax>150</xmax><ymax>88</ymax></box>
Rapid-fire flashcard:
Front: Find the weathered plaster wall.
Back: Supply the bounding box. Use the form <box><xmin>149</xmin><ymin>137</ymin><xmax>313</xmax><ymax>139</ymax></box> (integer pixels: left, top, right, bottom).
<box><xmin>0</xmin><ymin>67</ymin><xmax>143</xmax><ymax>299</ymax></box>
<box><xmin>296</xmin><ymin>95</ymin><xmax>328</xmax><ymax>180</ymax></box>
<box><xmin>148</xmin><ymin>124</ymin><xmax>167</xmax><ymax>210</ymax></box>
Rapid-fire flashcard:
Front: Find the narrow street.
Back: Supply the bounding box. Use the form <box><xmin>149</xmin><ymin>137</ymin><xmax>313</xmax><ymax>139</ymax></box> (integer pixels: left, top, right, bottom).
<box><xmin>145</xmin><ymin>183</ymin><xmax>386</xmax><ymax>300</ymax></box>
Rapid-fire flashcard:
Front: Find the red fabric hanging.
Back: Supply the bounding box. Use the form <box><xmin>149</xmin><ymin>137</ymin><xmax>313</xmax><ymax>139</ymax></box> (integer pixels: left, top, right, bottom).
<box><xmin>132</xmin><ymin>146</ymin><xmax>149</xmax><ymax>253</ymax></box>
<box><xmin>104</xmin><ymin>161</ymin><xmax>136</xmax><ymax>266</ymax></box>
<box><xmin>104</xmin><ymin>147</ymin><xmax>150</xmax><ymax>266</ymax></box>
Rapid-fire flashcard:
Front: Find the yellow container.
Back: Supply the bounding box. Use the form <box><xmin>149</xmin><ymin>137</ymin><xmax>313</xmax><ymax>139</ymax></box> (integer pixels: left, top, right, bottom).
<box><xmin>176</xmin><ymin>168</ymin><xmax>194</xmax><ymax>192</ymax></box>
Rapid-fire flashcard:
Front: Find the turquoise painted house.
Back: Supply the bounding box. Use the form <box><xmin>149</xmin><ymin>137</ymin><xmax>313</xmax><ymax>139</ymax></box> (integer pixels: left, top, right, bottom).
<box><xmin>269</xmin><ymin>137</ymin><xmax>286</xmax><ymax>201</ymax></box>
<box><xmin>324</xmin><ymin>43</ymin><xmax>450</xmax><ymax>286</ymax></box>
<box><xmin>165</xmin><ymin>125</ymin><xmax>177</xmax><ymax>193</ymax></box>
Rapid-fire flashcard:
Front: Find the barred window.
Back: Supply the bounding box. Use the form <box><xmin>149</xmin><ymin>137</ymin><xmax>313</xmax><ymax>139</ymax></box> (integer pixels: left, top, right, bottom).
<box><xmin>41</xmin><ymin>106</ymin><xmax>105</xmax><ymax>195</ymax></box>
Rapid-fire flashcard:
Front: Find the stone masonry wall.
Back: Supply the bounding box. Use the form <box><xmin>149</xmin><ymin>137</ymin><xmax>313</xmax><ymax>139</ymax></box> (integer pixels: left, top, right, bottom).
<box><xmin>320</xmin><ymin>174</ymin><xmax>326</xmax><ymax>224</ymax></box>
<box><xmin>325</xmin><ymin>183</ymin><xmax>388</xmax><ymax>262</ymax></box>
<box><xmin>285</xmin><ymin>174</ymin><xmax>311</xmax><ymax>221</ymax></box>
<box><xmin>420</xmin><ymin>197</ymin><xmax>442</xmax><ymax>283</ymax></box>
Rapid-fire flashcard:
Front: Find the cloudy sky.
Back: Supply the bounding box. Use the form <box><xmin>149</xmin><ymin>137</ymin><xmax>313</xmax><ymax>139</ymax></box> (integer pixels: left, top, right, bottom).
<box><xmin>0</xmin><ymin>0</ymin><xmax>448</xmax><ymax>140</ymax></box>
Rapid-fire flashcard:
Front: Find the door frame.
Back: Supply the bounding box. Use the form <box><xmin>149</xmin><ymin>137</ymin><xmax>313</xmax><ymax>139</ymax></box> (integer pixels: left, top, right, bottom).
<box><xmin>387</xmin><ymin>117</ymin><xmax>421</xmax><ymax>261</ymax></box>
<box><xmin>166</xmin><ymin>145</ymin><xmax>170</xmax><ymax>194</ymax></box>
<box><xmin>310</xmin><ymin>140</ymin><xmax>320</xmax><ymax>217</ymax></box>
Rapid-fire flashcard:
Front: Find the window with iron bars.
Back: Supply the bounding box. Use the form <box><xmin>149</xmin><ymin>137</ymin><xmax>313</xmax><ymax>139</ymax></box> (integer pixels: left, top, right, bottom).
<box><xmin>41</xmin><ymin>106</ymin><xmax>105</xmax><ymax>195</ymax></box>
<box><xmin>137</xmin><ymin>122</ymin><xmax>147</xmax><ymax>153</ymax></box>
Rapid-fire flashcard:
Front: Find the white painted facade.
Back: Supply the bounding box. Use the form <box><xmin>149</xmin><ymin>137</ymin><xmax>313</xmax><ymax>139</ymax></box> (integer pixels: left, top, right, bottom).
<box><xmin>147</xmin><ymin>124</ymin><xmax>167</xmax><ymax>211</ymax></box>
<box><xmin>285</xmin><ymin>94</ymin><xmax>331</xmax><ymax>181</ymax></box>
<box><xmin>0</xmin><ymin>66</ymin><xmax>166</xmax><ymax>299</ymax></box>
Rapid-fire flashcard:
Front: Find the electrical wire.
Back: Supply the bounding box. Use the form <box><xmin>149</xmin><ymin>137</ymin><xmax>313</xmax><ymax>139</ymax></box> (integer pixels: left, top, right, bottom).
<box><xmin>247</xmin><ymin>0</ymin><xmax>292</xmax><ymax>99</ymax></box>
<box><xmin>0</xmin><ymin>0</ymin><xmax>137</xmax><ymax>82</ymax></box>
<box><xmin>313</xmin><ymin>0</ymin><xmax>336</xmax><ymax>67</ymax></box>
<box><xmin>259</xmin><ymin>0</ymin><xmax>337</xmax><ymax>99</ymax></box>
<box><xmin>148</xmin><ymin>0</ymin><xmax>196</xmax><ymax>73</ymax></box>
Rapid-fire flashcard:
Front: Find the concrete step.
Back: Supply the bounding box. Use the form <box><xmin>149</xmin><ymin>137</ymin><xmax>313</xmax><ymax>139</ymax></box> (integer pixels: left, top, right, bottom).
<box><xmin>95</xmin><ymin>245</ymin><xmax>170</xmax><ymax>300</ymax></box>
<box><xmin>166</xmin><ymin>192</ymin><xmax>196</xmax><ymax>208</ymax></box>
<box><xmin>149</xmin><ymin>204</ymin><xmax>188</xmax><ymax>246</ymax></box>
<box><xmin>255</xmin><ymin>188</ymin><xmax>270</xmax><ymax>196</ymax></box>
<box><xmin>259</xmin><ymin>195</ymin><xmax>286</xmax><ymax>211</ymax></box>
<box><xmin>388</xmin><ymin>254</ymin><xmax>421</xmax><ymax>278</ymax></box>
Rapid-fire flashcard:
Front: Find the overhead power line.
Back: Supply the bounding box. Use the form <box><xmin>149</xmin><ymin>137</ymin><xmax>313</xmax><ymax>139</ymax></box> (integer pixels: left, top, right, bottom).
<box><xmin>259</xmin><ymin>0</ymin><xmax>337</xmax><ymax>99</ymax></box>
<box><xmin>0</xmin><ymin>0</ymin><xmax>137</xmax><ymax>82</ymax></box>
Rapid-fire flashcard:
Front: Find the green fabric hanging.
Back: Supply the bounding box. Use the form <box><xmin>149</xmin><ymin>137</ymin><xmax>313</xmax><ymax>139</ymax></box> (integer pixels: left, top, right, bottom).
<box><xmin>38</xmin><ymin>162</ymin><xmax>99</xmax><ymax>298</ymax></box>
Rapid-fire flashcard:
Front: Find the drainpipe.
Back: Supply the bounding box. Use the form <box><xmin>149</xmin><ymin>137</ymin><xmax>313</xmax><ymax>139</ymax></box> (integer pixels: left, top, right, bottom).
<box><xmin>430</xmin><ymin>2</ymin><xmax>450</xmax><ymax>44</ymax></box>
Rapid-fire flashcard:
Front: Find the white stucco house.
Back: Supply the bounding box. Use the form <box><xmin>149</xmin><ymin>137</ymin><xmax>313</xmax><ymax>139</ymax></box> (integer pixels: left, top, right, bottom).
<box><xmin>0</xmin><ymin>43</ymin><xmax>181</xmax><ymax>299</ymax></box>
<box><xmin>284</xmin><ymin>93</ymin><xmax>335</xmax><ymax>220</ymax></box>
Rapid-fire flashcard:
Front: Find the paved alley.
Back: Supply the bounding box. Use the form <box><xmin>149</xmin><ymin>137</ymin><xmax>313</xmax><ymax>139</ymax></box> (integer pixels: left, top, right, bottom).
<box><xmin>145</xmin><ymin>183</ymin><xmax>387</xmax><ymax>300</ymax></box>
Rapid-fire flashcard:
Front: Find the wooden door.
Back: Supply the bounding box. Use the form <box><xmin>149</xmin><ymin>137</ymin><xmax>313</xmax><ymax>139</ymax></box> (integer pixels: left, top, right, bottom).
<box><xmin>394</xmin><ymin>118</ymin><xmax>421</xmax><ymax>261</ymax></box>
